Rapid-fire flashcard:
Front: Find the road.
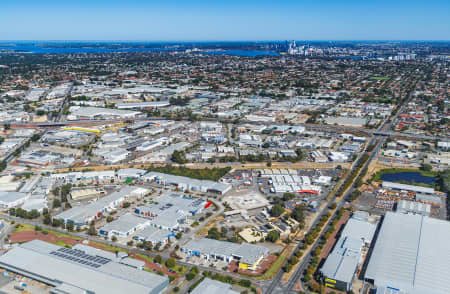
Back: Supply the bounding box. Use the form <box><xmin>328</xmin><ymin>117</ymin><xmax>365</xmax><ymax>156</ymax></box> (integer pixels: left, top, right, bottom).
<box><xmin>264</xmin><ymin>136</ymin><xmax>380</xmax><ymax>294</ymax></box>
<box><xmin>0</xmin><ymin>117</ymin><xmax>443</xmax><ymax>141</ymax></box>
<box><xmin>271</xmin><ymin>89</ymin><xmax>413</xmax><ymax>294</ymax></box>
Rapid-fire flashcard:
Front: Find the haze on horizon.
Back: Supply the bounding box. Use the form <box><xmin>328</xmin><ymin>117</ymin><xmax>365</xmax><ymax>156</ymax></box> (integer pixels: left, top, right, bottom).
<box><xmin>1</xmin><ymin>0</ymin><xmax>449</xmax><ymax>41</ymax></box>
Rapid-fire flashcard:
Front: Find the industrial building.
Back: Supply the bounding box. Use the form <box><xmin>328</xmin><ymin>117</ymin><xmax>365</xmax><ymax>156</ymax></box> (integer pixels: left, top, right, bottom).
<box><xmin>116</xmin><ymin>101</ymin><xmax>170</xmax><ymax>109</ymax></box>
<box><xmin>181</xmin><ymin>238</ymin><xmax>269</xmax><ymax>271</ymax></box>
<box><xmin>143</xmin><ymin>172</ymin><xmax>231</xmax><ymax>195</ymax></box>
<box><xmin>134</xmin><ymin>192</ymin><xmax>206</xmax><ymax>231</ymax></box>
<box><xmin>99</xmin><ymin>213</ymin><xmax>150</xmax><ymax>238</ymax></box>
<box><xmin>381</xmin><ymin>181</ymin><xmax>435</xmax><ymax>195</ymax></box>
<box><xmin>191</xmin><ymin>278</ymin><xmax>239</xmax><ymax>294</ymax></box>
<box><xmin>133</xmin><ymin>226</ymin><xmax>174</xmax><ymax>246</ymax></box>
<box><xmin>396</xmin><ymin>199</ymin><xmax>431</xmax><ymax>216</ymax></box>
<box><xmin>52</xmin><ymin>170</ymin><xmax>116</xmax><ymax>184</ymax></box>
<box><xmin>0</xmin><ymin>240</ymin><xmax>169</xmax><ymax>294</ymax></box>
<box><xmin>67</xmin><ymin>106</ymin><xmax>142</xmax><ymax>120</ymax></box>
<box><xmin>365</xmin><ymin>212</ymin><xmax>450</xmax><ymax>294</ymax></box>
<box><xmin>55</xmin><ymin>186</ymin><xmax>140</xmax><ymax>227</ymax></box>
<box><xmin>0</xmin><ymin>192</ymin><xmax>29</xmax><ymax>209</ymax></box>
<box><xmin>259</xmin><ymin>169</ymin><xmax>322</xmax><ymax>194</ymax></box>
<box><xmin>320</xmin><ymin>215</ymin><xmax>376</xmax><ymax>291</ymax></box>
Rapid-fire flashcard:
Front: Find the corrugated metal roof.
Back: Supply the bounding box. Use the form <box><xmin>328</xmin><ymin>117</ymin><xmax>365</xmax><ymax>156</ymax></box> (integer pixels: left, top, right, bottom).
<box><xmin>191</xmin><ymin>278</ymin><xmax>238</xmax><ymax>294</ymax></box>
<box><xmin>0</xmin><ymin>240</ymin><xmax>168</xmax><ymax>294</ymax></box>
<box><xmin>365</xmin><ymin>212</ymin><xmax>450</xmax><ymax>294</ymax></box>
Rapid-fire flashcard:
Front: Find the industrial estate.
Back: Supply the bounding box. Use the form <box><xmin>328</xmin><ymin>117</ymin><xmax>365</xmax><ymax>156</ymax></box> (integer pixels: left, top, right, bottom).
<box><xmin>0</xmin><ymin>40</ymin><xmax>448</xmax><ymax>294</ymax></box>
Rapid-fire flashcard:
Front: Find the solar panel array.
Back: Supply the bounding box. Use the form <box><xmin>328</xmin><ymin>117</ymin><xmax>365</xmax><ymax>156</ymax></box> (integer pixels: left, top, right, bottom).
<box><xmin>49</xmin><ymin>247</ymin><xmax>111</xmax><ymax>269</ymax></box>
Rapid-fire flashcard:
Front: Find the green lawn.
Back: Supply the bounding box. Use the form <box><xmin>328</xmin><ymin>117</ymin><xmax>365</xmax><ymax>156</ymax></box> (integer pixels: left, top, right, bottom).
<box><xmin>12</xmin><ymin>223</ymin><xmax>35</xmax><ymax>232</ymax></box>
<box><xmin>254</xmin><ymin>255</ymin><xmax>286</xmax><ymax>280</ymax></box>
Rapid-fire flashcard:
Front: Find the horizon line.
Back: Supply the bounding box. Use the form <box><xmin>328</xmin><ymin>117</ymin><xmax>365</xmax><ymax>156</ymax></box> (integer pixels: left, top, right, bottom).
<box><xmin>1</xmin><ymin>39</ymin><xmax>450</xmax><ymax>42</ymax></box>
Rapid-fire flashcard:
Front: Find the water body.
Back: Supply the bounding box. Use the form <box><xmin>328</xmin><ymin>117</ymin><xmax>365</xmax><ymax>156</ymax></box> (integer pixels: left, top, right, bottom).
<box><xmin>380</xmin><ymin>172</ymin><xmax>436</xmax><ymax>184</ymax></box>
<box><xmin>0</xmin><ymin>45</ymin><xmax>175</xmax><ymax>54</ymax></box>
<box><xmin>203</xmin><ymin>50</ymin><xmax>279</xmax><ymax>57</ymax></box>
<box><xmin>335</xmin><ymin>56</ymin><xmax>375</xmax><ymax>60</ymax></box>
<box><xmin>0</xmin><ymin>45</ymin><xmax>279</xmax><ymax>57</ymax></box>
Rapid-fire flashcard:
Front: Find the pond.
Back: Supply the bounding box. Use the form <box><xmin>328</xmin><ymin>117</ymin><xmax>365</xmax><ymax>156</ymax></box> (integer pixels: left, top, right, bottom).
<box><xmin>380</xmin><ymin>171</ymin><xmax>436</xmax><ymax>184</ymax></box>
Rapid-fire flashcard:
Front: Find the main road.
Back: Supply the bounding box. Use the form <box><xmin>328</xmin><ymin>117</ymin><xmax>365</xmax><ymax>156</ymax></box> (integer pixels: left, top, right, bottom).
<box><xmin>0</xmin><ymin>117</ymin><xmax>442</xmax><ymax>141</ymax></box>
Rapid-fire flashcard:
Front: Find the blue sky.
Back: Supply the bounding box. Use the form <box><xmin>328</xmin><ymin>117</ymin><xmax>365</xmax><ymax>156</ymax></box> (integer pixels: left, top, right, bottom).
<box><xmin>1</xmin><ymin>0</ymin><xmax>449</xmax><ymax>40</ymax></box>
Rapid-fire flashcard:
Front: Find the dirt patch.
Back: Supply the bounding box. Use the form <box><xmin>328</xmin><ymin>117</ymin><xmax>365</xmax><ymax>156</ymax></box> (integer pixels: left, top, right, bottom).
<box><xmin>9</xmin><ymin>231</ymin><xmax>177</xmax><ymax>278</ymax></box>
<box><xmin>228</xmin><ymin>254</ymin><xmax>277</xmax><ymax>276</ymax></box>
<box><xmin>319</xmin><ymin>211</ymin><xmax>351</xmax><ymax>261</ymax></box>
<box><xmin>9</xmin><ymin>231</ymin><xmax>81</xmax><ymax>246</ymax></box>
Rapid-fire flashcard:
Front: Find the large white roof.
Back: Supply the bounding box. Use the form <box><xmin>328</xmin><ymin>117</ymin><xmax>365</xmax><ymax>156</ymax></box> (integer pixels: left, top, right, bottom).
<box><xmin>365</xmin><ymin>212</ymin><xmax>450</xmax><ymax>294</ymax></box>
<box><xmin>0</xmin><ymin>240</ymin><xmax>168</xmax><ymax>294</ymax></box>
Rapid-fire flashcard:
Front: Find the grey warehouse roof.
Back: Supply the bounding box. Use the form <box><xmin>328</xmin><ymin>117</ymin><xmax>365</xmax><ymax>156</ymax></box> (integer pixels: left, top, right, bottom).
<box><xmin>183</xmin><ymin>238</ymin><xmax>268</xmax><ymax>265</ymax></box>
<box><xmin>145</xmin><ymin>172</ymin><xmax>231</xmax><ymax>194</ymax></box>
<box><xmin>100</xmin><ymin>213</ymin><xmax>148</xmax><ymax>234</ymax></box>
<box><xmin>0</xmin><ymin>240</ymin><xmax>168</xmax><ymax>294</ymax></box>
<box><xmin>191</xmin><ymin>278</ymin><xmax>239</xmax><ymax>294</ymax></box>
<box><xmin>341</xmin><ymin>217</ymin><xmax>377</xmax><ymax>244</ymax></box>
<box><xmin>0</xmin><ymin>192</ymin><xmax>28</xmax><ymax>203</ymax></box>
<box><xmin>365</xmin><ymin>212</ymin><xmax>450</xmax><ymax>294</ymax></box>
<box><xmin>382</xmin><ymin>181</ymin><xmax>434</xmax><ymax>194</ymax></box>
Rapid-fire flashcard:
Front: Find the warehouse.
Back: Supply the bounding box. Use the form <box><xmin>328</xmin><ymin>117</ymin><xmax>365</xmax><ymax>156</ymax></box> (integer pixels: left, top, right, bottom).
<box><xmin>52</xmin><ymin>171</ymin><xmax>116</xmax><ymax>184</ymax></box>
<box><xmin>56</xmin><ymin>186</ymin><xmax>132</xmax><ymax>227</ymax></box>
<box><xmin>181</xmin><ymin>238</ymin><xmax>268</xmax><ymax>271</ymax></box>
<box><xmin>261</xmin><ymin>171</ymin><xmax>321</xmax><ymax>194</ymax></box>
<box><xmin>133</xmin><ymin>226</ymin><xmax>174</xmax><ymax>246</ymax></box>
<box><xmin>117</xmin><ymin>168</ymin><xmax>147</xmax><ymax>181</ymax></box>
<box><xmin>0</xmin><ymin>192</ymin><xmax>29</xmax><ymax>209</ymax></box>
<box><xmin>99</xmin><ymin>213</ymin><xmax>150</xmax><ymax>238</ymax></box>
<box><xmin>134</xmin><ymin>192</ymin><xmax>206</xmax><ymax>231</ymax></box>
<box><xmin>67</xmin><ymin>106</ymin><xmax>142</xmax><ymax>120</ymax></box>
<box><xmin>396</xmin><ymin>199</ymin><xmax>431</xmax><ymax>216</ymax></box>
<box><xmin>381</xmin><ymin>181</ymin><xmax>434</xmax><ymax>195</ymax></box>
<box><xmin>71</xmin><ymin>188</ymin><xmax>106</xmax><ymax>200</ymax></box>
<box><xmin>0</xmin><ymin>240</ymin><xmax>169</xmax><ymax>294</ymax></box>
<box><xmin>116</xmin><ymin>101</ymin><xmax>170</xmax><ymax>109</ymax></box>
<box><xmin>320</xmin><ymin>216</ymin><xmax>376</xmax><ymax>291</ymax></box>
<box><xmin>144</xmin><ymin>172</ymin><xmax>231</xmax><ymax>195</ymax></box>
<box><xmin>191</xmin><ymin>278</ymin><xmax>239</xmax><ymax>294</ymax></box>
<box><xmin>365</xmin><ymin>212</ymin><xmax>450</xmax><ymax>294</ymax></box>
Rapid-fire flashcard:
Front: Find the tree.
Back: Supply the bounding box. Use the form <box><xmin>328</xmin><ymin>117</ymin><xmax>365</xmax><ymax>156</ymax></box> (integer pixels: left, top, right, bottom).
<box><xmin>31</xmin><ymin>134</ymin><xmax>41</xmax><ymax>142</ymax></box>
<box><xmin>171</xmin><ymin>150</ymin><xmax>186</xmax><ymax>164</ymax></box>
<box><xmin>270</xmin><ymin>204</ymin><xmax>285</xmax><ymax>217</ymax></box>
<box><xmin>166</xmin><ymin>257</ymin><xmax>176</xmax><ymax>268</ymax></box>
<box><xmin>154</xmin><ymin>255</ymin><xmax>162</xmax><ymax>264</ymax></box>
<box><xmin>52</xmin><ymin>218</ymin><xmax>62</xmax><ymax>227</ymax></box>
<box><xmin>266</xmin><ymin>230</ymin><xmax>280</xmax><ymax>242</ymax></box>
<box><xmin>106</xmin><ymin>216</ymin><xmax>114</xmax><ymax>223</ymax></box>
<box><xmin>421</xmin><ymin>163</ymin><xmax>433</xmax><ymax>172</ymax></box>
<box><xmin>186</xmin><ymin>272</ymin><xmax>195</xmax><ymax>281</ymax></box>
<box><xmin>43</xmin><ymin>214</ymin><xmax>51</xmax><ymax>225</ymax></box>
<box><xmin>283</xmin><ymin>192</ymin><xmax>296</xmax><ymax>201</ymax></box>
<box><xmin>111</xmin><ymin>236</ymin><xmax>117</xmax><ymax>242</ymax></box>
<box><xmin>66</xmin><ymin>222</ymin><xmax>74</xmax><ymax>231</ymax></box>
<box><xmin>87</xmin><ymin>224</ymin><xmax>97</xmax><ymax>236</ymax></box>
<box><xmin>291</xmin><ymin>204</ymin><xmax>306</xmax><ymax>223</ymax></box>
<box><xmin>191</xmin><ymin>266</ymin><xmax>199</xmax><ymax>275</ymax></box>
<box><xmin>207</xmin><ymin>227</ymin><xmax>221</xmax><ymax>240</ymax></box>
<box><xmin>28</xmin><ymin>209</ymin><xmax>40</xmax><ymax>219</ymax></box>
<box><xmin>52</xmin><ymin>198</ymin><xmax>61</xmax><ymax>209</ymax></box>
